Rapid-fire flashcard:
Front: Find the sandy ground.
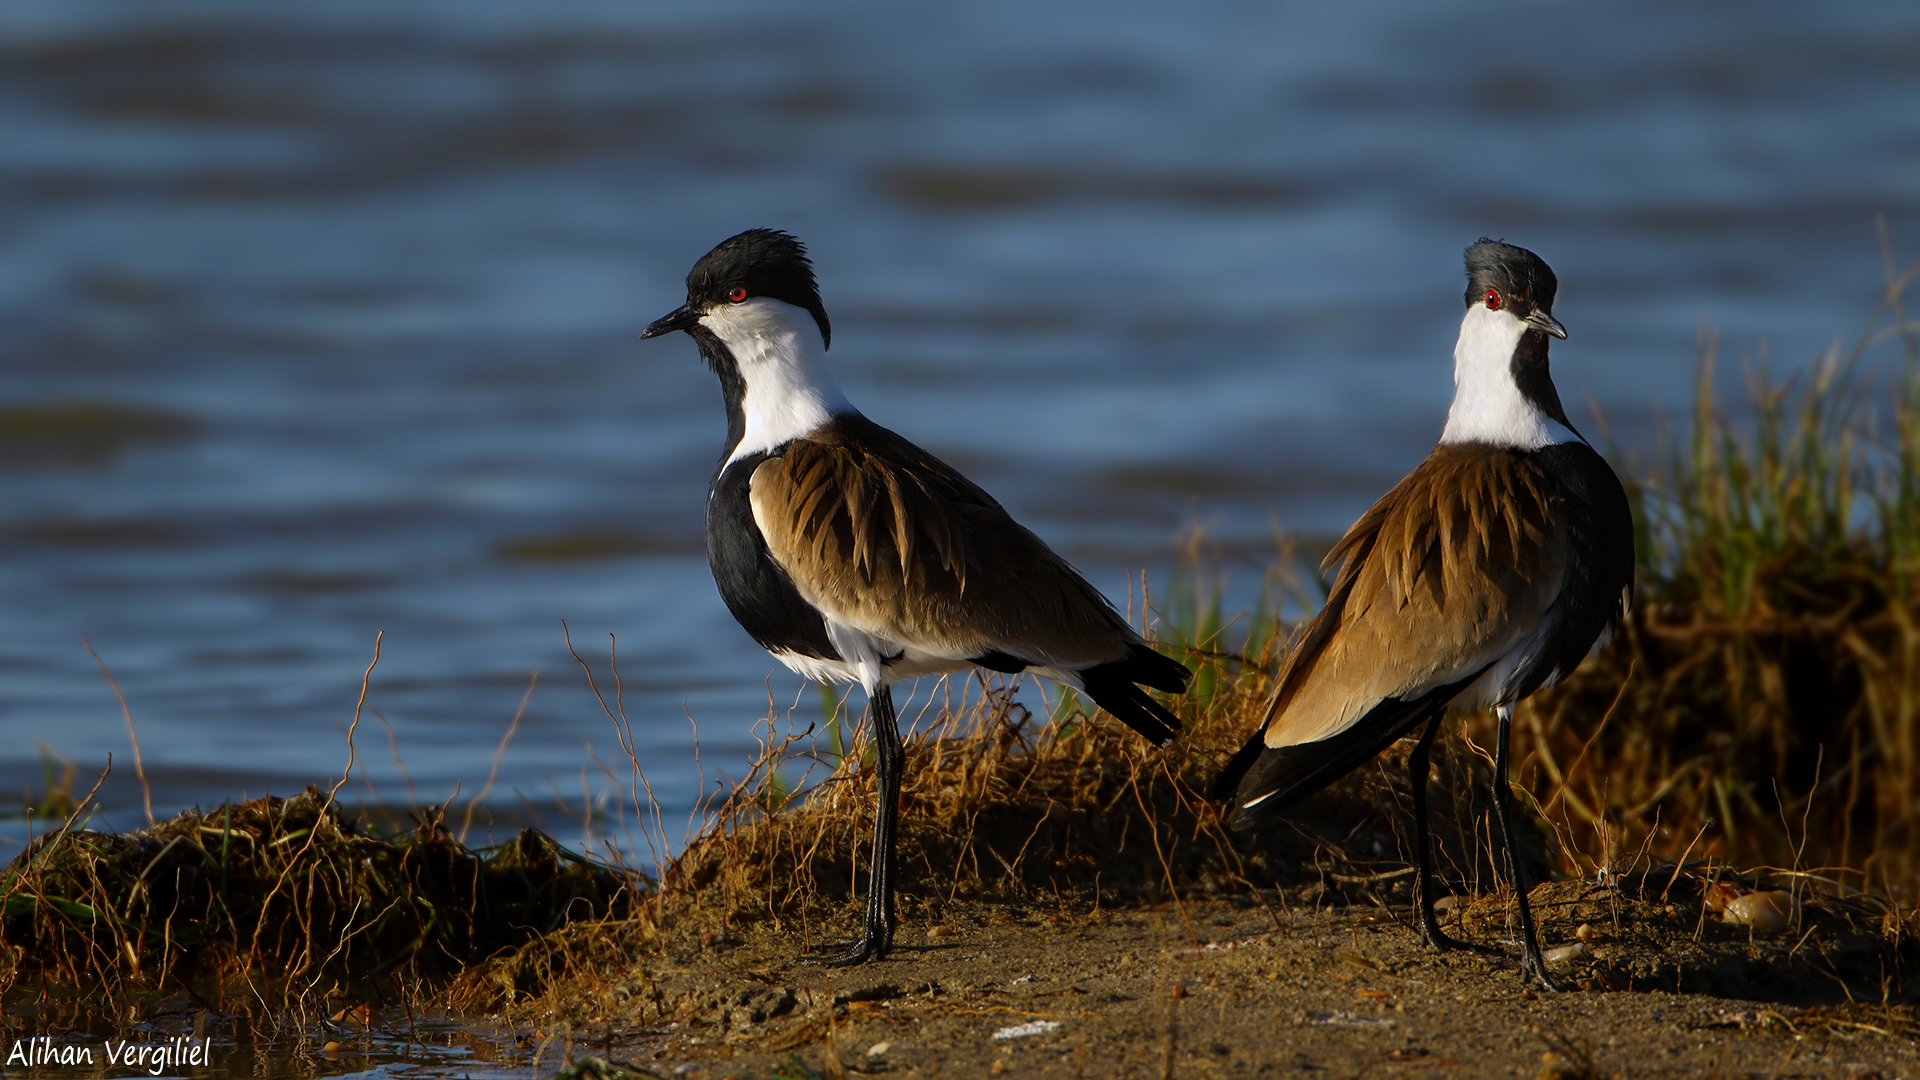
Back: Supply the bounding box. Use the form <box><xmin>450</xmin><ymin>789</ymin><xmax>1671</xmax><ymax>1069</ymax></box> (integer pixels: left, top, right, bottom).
<box><xmin>534</xmin><ymin>882</ymin><xmax>1920</xmax><ymax>1080</ymax></box>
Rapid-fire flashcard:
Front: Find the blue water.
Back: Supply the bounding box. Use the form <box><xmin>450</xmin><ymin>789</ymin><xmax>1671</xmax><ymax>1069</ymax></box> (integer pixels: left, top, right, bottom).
<box><xmin>2</xmin><ymin>0</ymin><xmax>1917</xmax><ymax>859</ymax></box>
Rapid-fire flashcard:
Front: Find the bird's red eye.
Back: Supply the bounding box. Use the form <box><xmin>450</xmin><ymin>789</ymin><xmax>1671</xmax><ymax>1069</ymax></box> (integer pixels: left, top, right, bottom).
<box><xmin>1485</xmin><ymin>289</ymin><xmax>1501</xmax><ymax>310</ymax></box>
<box><xmin>728</xmin><ymin>287</ymin><xmax>748</xmax><ymax>303</ymax></box>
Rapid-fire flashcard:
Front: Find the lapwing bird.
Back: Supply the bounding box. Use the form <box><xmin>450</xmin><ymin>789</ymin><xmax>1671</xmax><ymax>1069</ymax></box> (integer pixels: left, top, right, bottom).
<box><xmin>1213</xmin><ymin>240</ymin><xmax>1633</xmax><ymax>989</ymax></box>
<box><xmin>641</xmin><ymin>229</ymin><xmax>1190</xmax><ymax>965</ymax></box>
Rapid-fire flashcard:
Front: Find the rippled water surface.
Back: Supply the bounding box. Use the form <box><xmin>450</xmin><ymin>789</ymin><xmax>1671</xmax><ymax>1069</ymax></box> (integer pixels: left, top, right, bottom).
<box><xmin>2</xmin><ymin>0</ymin><xmax>1917</xmax><ymax>857</ymax></box>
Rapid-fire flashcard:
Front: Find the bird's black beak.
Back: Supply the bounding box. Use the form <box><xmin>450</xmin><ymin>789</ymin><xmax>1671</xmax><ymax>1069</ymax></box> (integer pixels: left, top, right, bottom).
<box><xmin>640</xmin><ymin>304</ymin><xmax>700</xmax><ymax>339</ymax></box>
<box><xmin>1526</xmin><ymin>310</ymin><xmax>1568</xmax><ymax>340</ymax></box>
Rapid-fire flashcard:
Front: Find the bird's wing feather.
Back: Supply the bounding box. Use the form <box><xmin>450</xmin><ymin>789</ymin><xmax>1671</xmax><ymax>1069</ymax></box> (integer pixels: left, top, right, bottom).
<box><xmin>1260</xmin><ymin>443</ymin><xmax>1568</xmax><ymax>749</ymax></box>
<box><xmin>748</xmin><ymin>415</ymin><xmax>1134</xmax><ymax>668</ymax></box>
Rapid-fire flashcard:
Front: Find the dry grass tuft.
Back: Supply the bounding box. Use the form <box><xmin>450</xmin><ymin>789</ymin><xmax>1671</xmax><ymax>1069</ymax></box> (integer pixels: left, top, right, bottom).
<box><xmin>455</xmin><ymin>638</ymin><xmax>1528</xmax><ymax>1023</ymax></box>
<box><xmin>0</xmin><ymin>786</ymin><xmax>639</xmax><ymax>1011</ymax></box>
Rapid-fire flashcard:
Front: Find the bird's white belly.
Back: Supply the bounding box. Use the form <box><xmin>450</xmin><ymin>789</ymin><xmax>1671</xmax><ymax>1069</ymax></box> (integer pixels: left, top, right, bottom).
<box><xmin>888</xmin><ymin>647</ymin><xmax>978</xmax><ymax>680</ymax></box>
<box><xmin>769</xmin><ymin>632</ymin><xmax>976</xmax><ymax>691</ymax></box>
<box><xmin>1447</xmin><ymin>616</ymin><xmax>1563</xmax><ymax>713</ymax></box>
<box><xmin>769</xmin><ymin>650</ymin><xmax>866</xmax><ymax>686</ymax></box>
<box><xmin>1449</xmin><ymin>649</ymin><xmax>1525</xmax><ymax>712</ymax></box>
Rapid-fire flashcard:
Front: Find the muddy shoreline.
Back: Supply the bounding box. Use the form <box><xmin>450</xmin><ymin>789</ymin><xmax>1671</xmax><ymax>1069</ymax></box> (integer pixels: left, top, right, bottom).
<box><xmin>3</xmin><ymin>785</ymin><xmax>1918</xmax><ymax>1079</ymax></box>
<box><xmin>511</xmin><ymin>880</ymin><xmax>1918</xmax><ymax>1080</ymax></box>
<box><xmin>7</xmin><ymin>689</ymin><xmax>1920</xmax><ymax>1079</ymax></box>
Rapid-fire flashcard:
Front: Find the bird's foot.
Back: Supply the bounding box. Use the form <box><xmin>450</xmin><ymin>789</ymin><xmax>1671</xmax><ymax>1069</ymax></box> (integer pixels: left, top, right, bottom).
<box><xmin>1513</xmin><ymin>923</ymin><xmax>1562</xmax><ymax>992</ymax></box>
<box><xmin>1416</xmin><ymin>902</ymin><xmax>1498</xmax><ymax>956</ymax></box>
<box><xmin>1519</xmin><ymin>957</ymin><xmax>1563</xmax><ymax>994</ymax></box>
<box><xmin>1418</xmin><ymin>923</ymin><xmax>1498</xmax><ymax>956</ymax></box>
<box><xmin>803</xmin><ymin>937</ymin><xmax>883</xmax><ymax>967</ymax></box>
<box><xmin>1512</xmin><ymin>937</ymin><xmax>1564</xmax><ymax>992</ymax></box>
<box><xmin>803</xmin><ymin>922</ymin><xmax>894</xmax><ymax>967</ymax></box>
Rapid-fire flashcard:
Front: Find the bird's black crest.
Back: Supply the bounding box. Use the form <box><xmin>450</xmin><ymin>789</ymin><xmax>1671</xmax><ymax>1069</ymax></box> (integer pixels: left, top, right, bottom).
<box><xmin>1464</xmin><ymin>238</ymin><xmax>1557</xmax><ymax>316</ymax></box>
<box><xmin>686</xmin><ymin>228</ymin><xmax>832</xmax><ymax>348</ymax></box>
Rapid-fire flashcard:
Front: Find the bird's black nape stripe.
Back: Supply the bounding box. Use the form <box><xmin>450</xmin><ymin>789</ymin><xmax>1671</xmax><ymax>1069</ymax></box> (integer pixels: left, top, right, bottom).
<box><xmin>690</xmin><ymin>324</ymin><xmax>749</xmax><ymax>464</ymax></box>
<box><xmin>1508</xmin><ymin>328</ymin><xmax>1575</xmax><ymax>432</ymax></box>
<box><xmin>706</xmin><ymin>450</ymin><xmax>837</xmax><ymax>661</ymax></box>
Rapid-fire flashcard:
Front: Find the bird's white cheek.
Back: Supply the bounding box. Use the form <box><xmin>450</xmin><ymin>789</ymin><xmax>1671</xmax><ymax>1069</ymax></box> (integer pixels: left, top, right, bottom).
<box><xmin>1438</xmin><ymin>306</ymin><xmax>1581</xmax><ymax>450</ymax></box>
<box><xmin>703</xmin><ymin>298</ymin><xmax>854</xmax><ymax>464</ymax></box>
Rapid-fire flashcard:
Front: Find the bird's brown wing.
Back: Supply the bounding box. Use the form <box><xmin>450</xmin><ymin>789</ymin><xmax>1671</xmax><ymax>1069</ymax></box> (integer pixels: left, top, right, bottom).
<box><xmin>747</xmin><ymin>414</ymin><xmax>1135</xmax><ymax>669</ymax></box>
<box><xmin>1259</xmin><ymin>442</ymin><xmax>1569</xmax><ymax>749</ymax></box>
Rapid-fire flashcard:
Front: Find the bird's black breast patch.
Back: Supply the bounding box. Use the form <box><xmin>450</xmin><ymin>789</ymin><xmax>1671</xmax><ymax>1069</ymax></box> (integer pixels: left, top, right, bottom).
<box><xmin>707</xmin><ymin>451</ymin><xmax>838</xmax><ymax>660</ymax></box>
<box><xmin>1511</xmin><ymin>440</ymin><xmax>1635</xmax><ymax>698</ymax></box>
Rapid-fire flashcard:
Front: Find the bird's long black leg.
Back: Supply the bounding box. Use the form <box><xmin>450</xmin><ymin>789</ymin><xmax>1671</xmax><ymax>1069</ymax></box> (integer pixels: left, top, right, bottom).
<box><xmin>1492</xmin><ymin>704</ymin><xmax>1558</xmax><ymax>991</ymax></box>
<box><xmin>867</xmin><ymin>684</ymin><xmax>903</xmax><ymax>955</ymax></box>
<box><xmin>1408</xmin><ymin>710</ymin><xmax>1467</xmax><ymax>952</ymax></box>
<box><xmin>812</xmin><ymin>683</ymin><xmax>902</xmax><ymax>966</ymax></box>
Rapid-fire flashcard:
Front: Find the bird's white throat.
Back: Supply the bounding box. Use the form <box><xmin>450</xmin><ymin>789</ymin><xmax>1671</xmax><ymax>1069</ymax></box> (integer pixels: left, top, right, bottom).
<box><xmin>1438</xmin><ymin>303</ymin><xmax>1582</xmax><ymax>450</ymax></box>
<box><xmin>704</xmin><ymin>297</ymin><xmax>855</xmax><ymax>464</ymax></box>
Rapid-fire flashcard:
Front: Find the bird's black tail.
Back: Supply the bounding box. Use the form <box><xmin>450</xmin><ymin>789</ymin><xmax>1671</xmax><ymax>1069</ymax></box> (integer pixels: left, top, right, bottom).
<box><xmin>1210</xmin><ymin>730</ymin><xmax>1269</xmax><ymax>802</ymax></box>
<box><xmin>1212</xmin><ymin>673</ymin><xmax>1481</xmax><ymax>829</ymax></box>
<box><xmin>1079</xmin><ymin>643</ymin><xmax>1189</xmax><ymax>747</ymax></box>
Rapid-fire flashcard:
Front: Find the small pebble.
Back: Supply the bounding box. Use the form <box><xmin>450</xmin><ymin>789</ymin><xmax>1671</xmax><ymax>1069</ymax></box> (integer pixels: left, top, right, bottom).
<box><xmin>1723</xmin><ymin>890</ymin><xmax>1794</xmax><ymax>931</ymax></box>
<box><xmin>1573</xmin><ymin>922</ymin><xmax>1592</xmax><ymax>942</ymax></box>
<box><xmin>1704</xmin><ymin>881</ymin><xmax>1743</xmax><ymax>913</ymax></box>
<box><xmin>989</xmin><ymin>1060</ymin><xmax>1009</xmax><ymax>1075</ymax></box>
<box><xmin>1535</xmin><ymin>1052</ymin><xmax>1586</xmax><ymax>1080</ymax></box>
<box><xmin>867</xmin><ymin>1042</ymin><xmax>892</xmax><ymax>1058</ymax></box>
<box><xmin>992</xmin><ymin>1020</ymin><xmax>1063</xmax><ymax>1041</ymax></box>
<box><xmin>928</xmin><ymin>926</ymin><xmax>956</xmax><ymax>939</ymax></box>
<box><xmin>1544</xmin><ymin>942</ymin><xmax>1592</xmax><ymax>969</ymax></box>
